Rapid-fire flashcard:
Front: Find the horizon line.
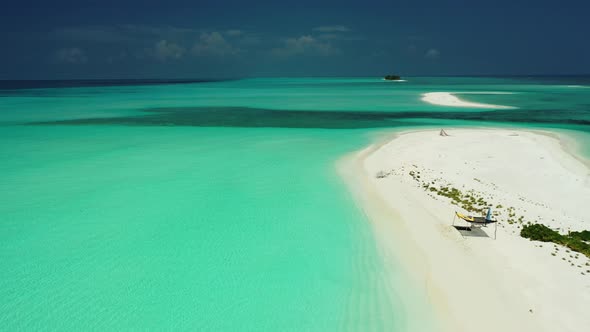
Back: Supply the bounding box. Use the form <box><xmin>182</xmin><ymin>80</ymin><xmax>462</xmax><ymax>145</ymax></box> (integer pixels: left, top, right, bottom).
<box><xmin>2</xmin><ymin>74</ymin><xmax>590</xmax><ymax>81</ymax></box>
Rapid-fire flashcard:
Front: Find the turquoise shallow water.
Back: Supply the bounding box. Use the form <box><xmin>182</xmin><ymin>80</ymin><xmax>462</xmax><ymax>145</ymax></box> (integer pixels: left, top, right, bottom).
<box><xmin>1</xmin><ymin>77</ymin><xmax>589</xmax><ymax>330</ymax></box>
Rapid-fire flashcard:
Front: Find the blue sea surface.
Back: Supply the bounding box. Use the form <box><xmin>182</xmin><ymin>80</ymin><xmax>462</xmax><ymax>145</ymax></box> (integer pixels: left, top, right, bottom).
<box><xmin>1</xmin><ymin>77</ymin><xmax>589</xmax><ymax>330</ymax></box>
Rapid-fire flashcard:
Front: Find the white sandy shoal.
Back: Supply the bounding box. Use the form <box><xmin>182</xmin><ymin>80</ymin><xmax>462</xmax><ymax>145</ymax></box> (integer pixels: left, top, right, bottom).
<box><xmin>338</xmin><ymin>128</ymin><xmax>590</xmax><ymax>332</ymax></box>
<box><xmin>422</xmin><ymin>92</ymin><xmax>515</xmax><ymax>109</ymax></box>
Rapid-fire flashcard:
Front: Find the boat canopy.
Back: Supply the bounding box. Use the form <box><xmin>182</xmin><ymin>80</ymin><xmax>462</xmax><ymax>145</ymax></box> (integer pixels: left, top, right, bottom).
<box><xmin>455</xmin><ymin>211</ymin><xmax>497</xmax><ymax>224</ymax></box>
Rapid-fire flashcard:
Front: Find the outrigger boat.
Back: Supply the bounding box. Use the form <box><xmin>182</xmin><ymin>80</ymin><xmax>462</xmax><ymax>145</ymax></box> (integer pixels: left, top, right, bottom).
<box><xmin>453</xmin><ymin>208</ymin><xmax>498</xmax><ymax>239</ymax></box>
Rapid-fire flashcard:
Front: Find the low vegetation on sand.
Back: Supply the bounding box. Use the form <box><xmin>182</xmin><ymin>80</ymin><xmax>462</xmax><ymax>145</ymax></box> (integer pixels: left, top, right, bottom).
<box><xmin>379</xmin><ymin>166</ymin><xmax>590</xmax><ymax>261</ymax></box>
<box><xmin>411</xmin><ymin>171</ymin><xmax>490</xmax><ymax>214</ymax></box>
<box><xmin>521</xmin><ymin>224</ymin><xmax>590</xmax><ymax>258</ymax></box>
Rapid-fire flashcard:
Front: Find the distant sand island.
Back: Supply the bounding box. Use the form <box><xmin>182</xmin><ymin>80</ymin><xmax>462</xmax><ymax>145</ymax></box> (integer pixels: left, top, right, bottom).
<box><xmin>422</xmin><ymin>91</ymin><xmax>515</xmax><ymax>109</ymax></box>
<box><xmin>339</xmin><ymin>128</ymin><xmax>590</xmax><ymax>332</ymax></box>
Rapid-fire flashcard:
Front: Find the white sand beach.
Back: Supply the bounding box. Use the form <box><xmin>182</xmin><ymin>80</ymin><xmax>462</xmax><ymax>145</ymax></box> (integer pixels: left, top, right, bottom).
<box><xmin>422</xmin><ymin>92</ymin><xmax>515</xmax><ymax>109</ymax></box>
<box><xmin>339</xmin><ymin>129</ymin><xmax>590</xmax><ymax>332</ymax></box>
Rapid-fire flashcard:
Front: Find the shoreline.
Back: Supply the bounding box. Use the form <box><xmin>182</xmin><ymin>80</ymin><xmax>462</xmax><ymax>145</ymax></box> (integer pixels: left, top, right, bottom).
<box><xmin>338</xmin><ymin>128</ymin><xmax>590</xmax><ymax>331</ymax></box>
<box><xmin>421</xmin><ymin>92</ymin><xmax>515</xmax><ymax>109</ymax></box>
<box><xmin>337</xmin><ymin>136</ymin><xmax>441</xmax><ymax>332</ymax></box>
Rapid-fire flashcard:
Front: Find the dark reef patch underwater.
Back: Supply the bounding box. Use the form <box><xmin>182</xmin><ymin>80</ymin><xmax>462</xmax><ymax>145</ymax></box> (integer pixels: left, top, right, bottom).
<box><xmin>31</xmin><ymin>106</ymin><xmax>590</xmax><ymax>129</ymax></box>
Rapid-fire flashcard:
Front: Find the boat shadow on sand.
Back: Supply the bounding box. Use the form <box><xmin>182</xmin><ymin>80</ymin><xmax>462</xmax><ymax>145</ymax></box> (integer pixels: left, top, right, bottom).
<box><xmin>453</xmin><ymin>225</ymin><xmax>491</xmax><ymax>238</ymax></box>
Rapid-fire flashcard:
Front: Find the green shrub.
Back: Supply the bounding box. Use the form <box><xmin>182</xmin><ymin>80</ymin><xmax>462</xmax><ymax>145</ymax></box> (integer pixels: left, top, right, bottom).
<box><xmin>564</xmin><ymin>238</ymin><xmax>590</xmax><ymax>257</ymax></box>
<box><xmin>520</xmin><ymin>224</ymin><xmax>562</xmax><ymax>243</ymax></box>
<box><xmin>569</xmin><ymin>230</ymin><xmax>590</xmax><ymax>242</ymax></box>
<box><xmin>521</xmin><ymin>224</ymin><xmax>590</xmax><ymax>258</ymax></box>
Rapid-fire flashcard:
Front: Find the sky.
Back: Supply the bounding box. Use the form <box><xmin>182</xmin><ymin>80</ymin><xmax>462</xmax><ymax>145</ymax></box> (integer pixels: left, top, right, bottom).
<box><xmin>1</xmin><ymin>0</ymin><xmax>589</xmax><ymax>79</ymax></box>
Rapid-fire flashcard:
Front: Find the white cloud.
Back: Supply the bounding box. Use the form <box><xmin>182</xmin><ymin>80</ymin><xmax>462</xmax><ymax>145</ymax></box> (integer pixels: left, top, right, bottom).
<box><xmin>153</xmin><ymin>40</ymin><xmax>185</xmax><ymax>61</ymax></box>
<box><xmin>312</xmin><ymin>25</ymin><xmax>351</xmax><ymax>33</ymax></box>
<box><xmin>224</xmin><ymin>30</ymin><xmax>261</xmax><ymax>46</ymax></box>
<box><xmin>54</xmin><ymin>47</ymin><xmax>88</xmax><ymax>64</ymax></box>
<box><xmin>316</xmin><ymin>33</ymin><xmax>340</xmax><ymax>40</ymax></box>
<box><xmin>238</xmin><ymin>35</ymin><xmax>261</xmax><ymax>45</ymax></box>
<box><xmin>51</xmin><ymin>25</ymin><xmax>200</xmax><ymax>43</ymax></box>
<box><xmin>272</xmin><ymin>35</ymin><xmax>338</xmax><ymax>57</ymax></box>
<box><xmin>425</xmin><ymin>48</ymin><xmax>440</xmax><ymax>59</ymax></box>
<box><xmin>225</xmin><ymin>29</ymin><xmax>243</xmax><ymax>37</ymax></box>
<box><xmin>192</xmin><ymin>32</ymin><xmax>240</xmax><ymax>56</ymax></box>
<box><xmin>50</xmin><ymin>25</ymin><xmax>258</xmax><ymax>61</ymax></box>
